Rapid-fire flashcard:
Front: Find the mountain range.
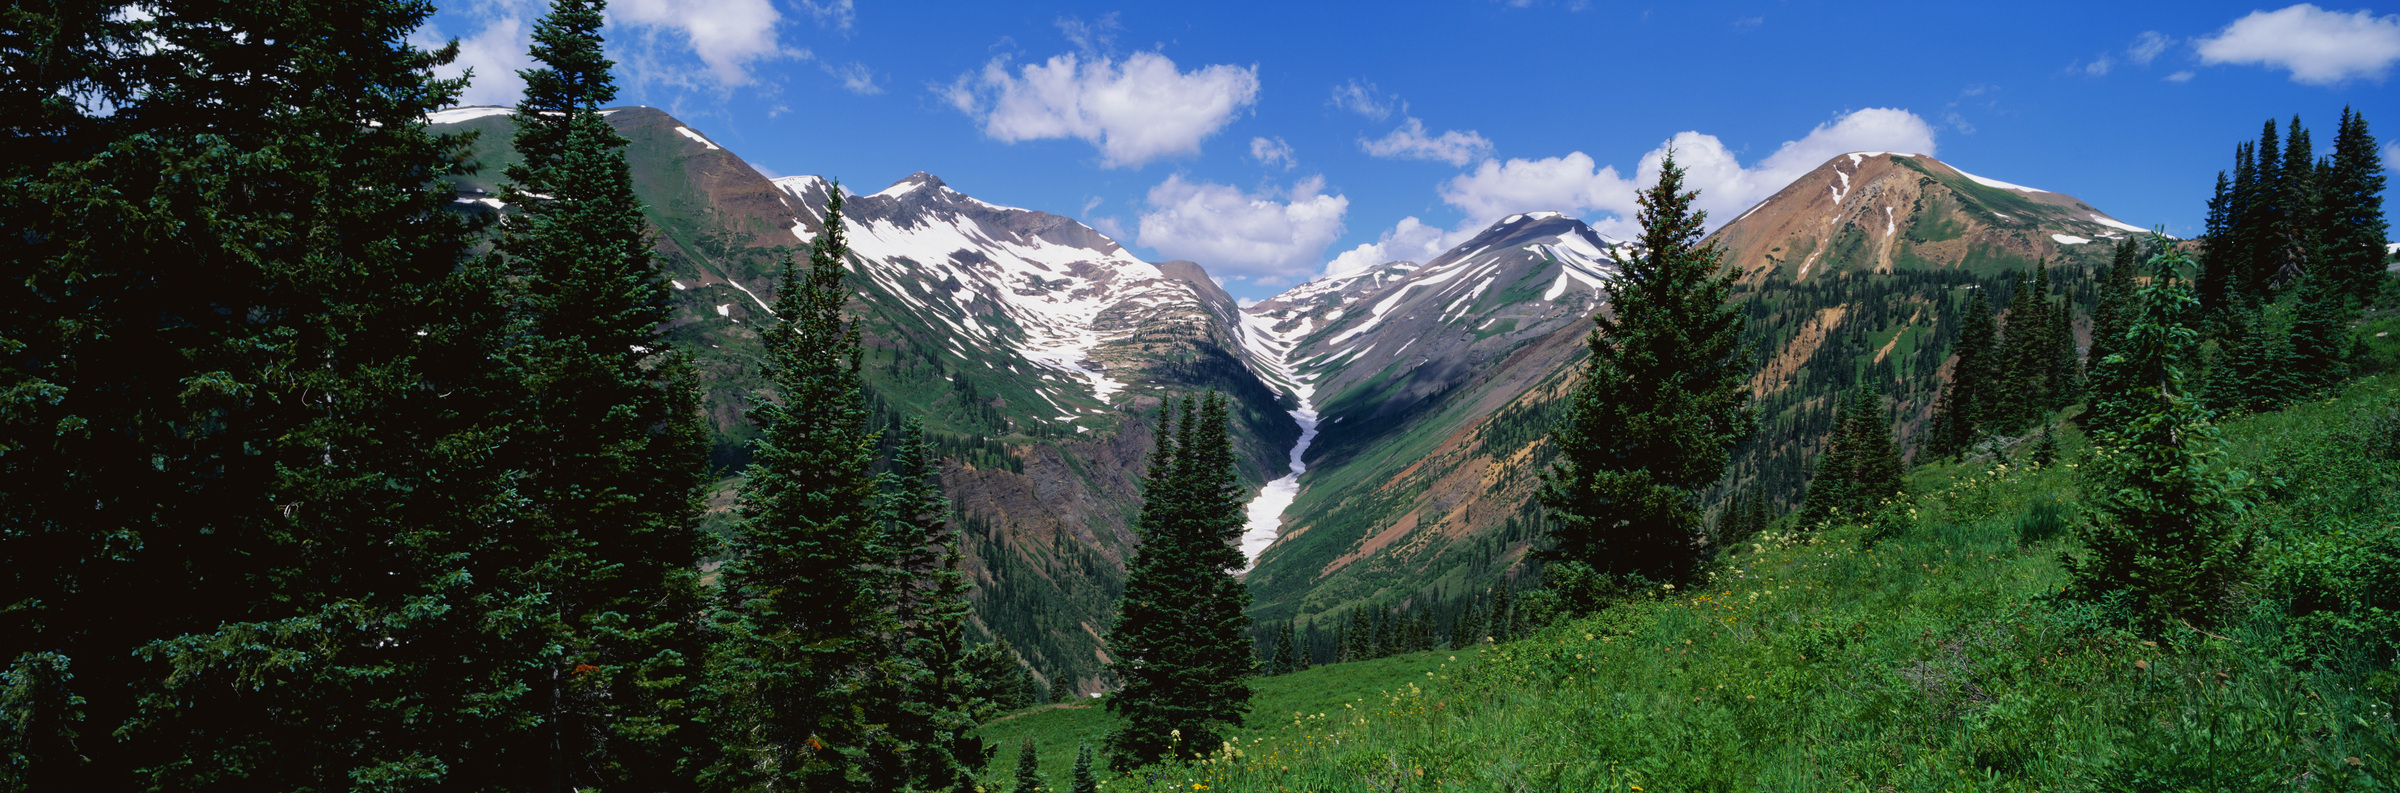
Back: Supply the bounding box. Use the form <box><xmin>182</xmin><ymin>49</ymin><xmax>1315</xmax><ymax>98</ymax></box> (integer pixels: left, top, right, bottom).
<box><xmin>429</xmin><ymin>106</ymin><xmax>2148</xmax><ymax>696</ymax></box>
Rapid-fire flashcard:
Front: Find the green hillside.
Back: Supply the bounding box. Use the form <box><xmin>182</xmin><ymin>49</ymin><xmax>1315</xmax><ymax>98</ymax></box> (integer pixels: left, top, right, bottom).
<box><xmin>988</xmin><ymin>372</ymin><xmax>2400</xmax><ymax>791</ymax></box>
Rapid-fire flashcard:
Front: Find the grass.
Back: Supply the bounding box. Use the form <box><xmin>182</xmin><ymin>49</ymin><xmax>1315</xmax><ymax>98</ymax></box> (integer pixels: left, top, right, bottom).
<box><xmin>1003</xmin><ymin>373</ymin><xmax>2400</xmax><ymax>791</ymax></box>
<box><xmin>970</xmin><ymin>648</ymin><xmax>1488</xmax><ymax>788</ymax></box>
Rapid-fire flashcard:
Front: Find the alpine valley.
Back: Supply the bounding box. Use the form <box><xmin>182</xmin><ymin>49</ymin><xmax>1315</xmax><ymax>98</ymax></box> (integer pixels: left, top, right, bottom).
<box><xmin>429</xmin><ymin>107</ymin><xmax>2153</xmax><ymax>698</ymax></box>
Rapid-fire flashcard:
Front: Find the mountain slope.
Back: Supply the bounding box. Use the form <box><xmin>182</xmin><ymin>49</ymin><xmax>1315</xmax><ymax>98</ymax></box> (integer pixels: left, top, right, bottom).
<box><xmin>1235</xmin><ymin>153</ymin><xmax>2145</xmax><ymax>635</ymax></box>
<box><xmin>429</xmin><ymin>107</ymin><xmax>1291</xmax><ymax>697</ymax></box>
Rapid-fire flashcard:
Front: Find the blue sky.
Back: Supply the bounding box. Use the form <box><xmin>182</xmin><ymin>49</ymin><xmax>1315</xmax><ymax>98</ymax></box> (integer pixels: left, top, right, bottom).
<box><xmin>419</xmin><ymin>0</ymin><xmax>2400</xmax><ymax>301</ymax></box>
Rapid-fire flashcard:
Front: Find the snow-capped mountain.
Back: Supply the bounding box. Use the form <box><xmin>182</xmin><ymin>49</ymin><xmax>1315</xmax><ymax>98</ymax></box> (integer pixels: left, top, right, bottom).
<box><xmin>769</xmin><ymin>172</ymin><xmax>1267</xmax><ymax>426</ymax></box>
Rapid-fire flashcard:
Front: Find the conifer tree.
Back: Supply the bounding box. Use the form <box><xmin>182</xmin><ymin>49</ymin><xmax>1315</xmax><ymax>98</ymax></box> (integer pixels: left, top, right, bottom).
<box><xmin>859</xmin><ymin>418</ymin><xmax>985</xmax><ymax>791</ymax></box>
<box><xmin>1802</xmin><ymin>385</ymin><xmax>1904</xmax><ymax>520</ymax></box>
<box><xmin>2321</xmin><ymin>107</ymin><xmax>2389</xmax><ymax>302</ymax></box>
<box><xmin>1071</xmin><ymin>743</ymin><xmax>1100</xmax><ymax>793</ymax></box>
<box><xmin>1105</xmin><ymin>394</ymin><xmax>1252</xmax><ymax>769</ymax></box>
<box><xmin>495</xmin><ymin>1</ymin><xmax>712</xmax><ymax>786</ymax></box>
<box><xmin>961</xmin><ymin>639</ymin><xmax>1036</xmax><ymax>717</ymax></box>
<box><xmin>2200</xmin><ymin>170</ymin><xmax>2238</xmax><ymax>311</ymax></box>
<box><xmin>1</xmin><ymin>0</ymin><xmax>543</xmax><ymax>787</ymax></box>
<box><xmin>1538</xmin><ymin>154</ymin><xmax>1754</xmax><ymax>583</ymax></box>
<box><xmin>1011</xmin><ymin>740</ymin><xmax>1042</xmax><ymax>793</ymax></box>
<box><xmin>2286</xmin><ymin>271</ymin><xmax>2353</xmax><ymax>399</ymax></box>
<box><xmin>2070</xmin><ymin>241</ymin><xmax>2249</xmax><ymax>631</ymax></box>
<box><xmin>706</xmin><ymin>187</ymin><xmax>887</xmax><ymax>789</ymax></box>
<box><xmin>1271</xmin><ymin>623</ymin><xmax>1299</xmax><ymax>675</ymax></box>
<box><xmin>2089</xmin><ymin>240</ymin><xmax>2146</xmax><ymax>435</ymax></box>
<box><xmin>1992</xmin><ymin>265</ymin><xmax>2056</xmax><ymax>431</ymax></box>
<box><xmin>1928</xmin><ymin>289</ymin><xmax>2000</xmax><ymax>457</ymax></box>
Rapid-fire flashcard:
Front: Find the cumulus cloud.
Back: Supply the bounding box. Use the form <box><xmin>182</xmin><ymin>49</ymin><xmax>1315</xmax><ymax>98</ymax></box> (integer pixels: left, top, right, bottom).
<box><xmin>613</xmin><ymin>0</ymin><xmax>799</xmax><ymax>86</ymax></box>
<box><xmin>1316</xmin><ymin>108</ymin><xmax>1941</xmax><ymax>279</ymax></box>
<box><xmin>2129</xmin><ymin>31</ymin><xmax>2173</xmax><ymax>65</ymax></box>
<box><xmin>944</xmin><ymin>52</ymin><xmax>1260</xmax><ymax>168</ymax></box>
<box><xmin>1136</xmin><ymin>175</ymin><xmax>1349</xmax><ymax>281</ymax></box>
<box><xmin>1251</xmin><ymin>136</ymin><xmax>1296</xmax><ymax>170</ymax></box>
<box><xmin>2196</xmin><ymin>4</ymin><xmax>2400</xmax><ymax>85</ymax></box>
<box><xmin>1324</xmin><ymin>216</ymin><xmax>1458</xmax><ymax>277</ymax></box>
<box><xmin>1361</xmin><ymin>117</ymin><xmax>1495</xmax><ymax>166</ymax></box>
<box><xmin>1329</xmin><ymin>79</ymin><xmax>1394</xmax><ymax>121</ymax></box>
<box><xmin>425</xmin><ymin>13</ymin><xmax>541</xmax><ymax>107</ymax></box>
<box><xmin>1431</xmin><ymin>108</ymin><xmax>1936</xmax><ymax>237</ymax></box>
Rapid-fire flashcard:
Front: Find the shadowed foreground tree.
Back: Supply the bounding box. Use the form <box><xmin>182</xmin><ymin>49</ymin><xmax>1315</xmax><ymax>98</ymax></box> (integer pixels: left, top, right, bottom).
<box><xmin>1105</xmin><ymin>393</ymin><xmax>1253</xmax><ymax>769</ymax></box>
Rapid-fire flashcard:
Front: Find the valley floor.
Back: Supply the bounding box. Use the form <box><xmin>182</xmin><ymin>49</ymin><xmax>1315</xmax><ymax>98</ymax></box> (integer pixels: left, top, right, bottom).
<box><xmin>976</xmin><ymin>373</ymin><xmax>2400</xmax><ymax>791</ymax></box>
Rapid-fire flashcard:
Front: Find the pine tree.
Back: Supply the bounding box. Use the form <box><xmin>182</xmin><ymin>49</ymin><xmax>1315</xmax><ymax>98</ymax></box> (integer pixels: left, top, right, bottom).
<box><xmin>2321</xmin><ymin>107</ymin><xmax>2389</xmax><ymax>302</ymax></box>
<box><xmin>2286</xmin><ymin>270</ymin><xmax>2353</xmax><ymax>398</ymax></box>
<box><xmin>2204</xmin><ymin>305</ymin><xmax>2298</xmax><ymax>416</ymax></box>
<box><xmin>496</xmin><ymin>1</ymin><xmax>711</xmax><ymax>786</ymax></box>
<box><xmin>961</xmin><ymin>639</ymin><xmax>1036</xmax><ymax>717</ymax></box>
<box><xmin>1104</xmin><ymin>394</ymin><xmax>1253</xmax><ymax>769</ymax></box>
<box><xmin>1992</xmin><ymin>265</ymin><xmax>2055</xmax><ymax>431</ymax></box>
<box><xmin>1928</xmin><ymin>289</ymin><xmax>2000</xmax><ymax>457</ymax></box>
<box><xmin>705</xmin><ymin>187</ymin><xmax>886</xmax><ymax>789</ymax></box>
<box><xmin>1538</xmin><ymin>153</ymin><xmax>1754</xmax><ymax>583</ymax></box>
<box><xmin>2088</xmin><ymin>240</ymin><xmax>2146</xmax><ymax>436</ymax></box>
<box><xmin>2275</xmin><ymin>116</ymin><xmax>2319</xmax><ymax>288</ymax></box>
<box><xmin>2199</xmin><ymin>170</ymin><xmax>2238</xmax><ymax>311</ymax></box>
<box><xmin>1</xmin><ymin>0</ymin><xmax>547</xmax><ymax>787</ymax></box>
<box><xmin>858</xmin><ymin>418</ymin><xmax>985</xmax><ymax>791</ymax></box>
<box><xmin>1070</xmin><ymin>743</ymin><xmax>1100</xmax><ymax>793</ymax></box>
<box><xmin>2048</xmin><ymin>290</ymin><xmax>2084</xmax><ymax>410</ymax></box>
<box><xmin>2070</xmin><ymin>240</ymin><xmax>2249</xmax><ymax>631</ymax></box>
<box><xmin>1271</xmin><ymin>623</ymin><xmax>1299</xmax><ymax>676</ymax></box>
<box><xmin>1011</xmin><ymin>740</ymin><xmax>1042</xmax><ymax>793</ymax></box>
<box><xmin>2240</xmin><ymin>121</ymin><xmax>2285</xmax><ymax>300</ymax></box>
<box><xmin>1802</xmin><ymin>385</ymin><xmax>1904</xmax><ymax>520</ymax></box>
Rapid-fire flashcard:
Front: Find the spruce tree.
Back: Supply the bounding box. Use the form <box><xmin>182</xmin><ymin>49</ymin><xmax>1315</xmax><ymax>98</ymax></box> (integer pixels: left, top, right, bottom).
<box><xmin>1928</xmin><ymin>289</ymin><xmax>2000</xmax><ymax>457</ymax></box>
<box><xmin>2199</xmin><ymin>170</ymin><xmax>2238</xmax><ymax>311</ymax></box>
<box><xmin>1271</xmin><ymin>623</ymin><xmax>1299</xmax><ymax>676</ymax></box>
<box><xmin>1992</xmin><ymin>265</ymin><xmax>2056</xmax><ymax>431</ymax></box>
<box><xmin>1011</xmin><ymin>740</ymin><xmax>1042</xmax><ymax>793</ymax></box>
<box><xmin>2087</xmin><ymin>240</ymin><xmax>2145</xmax><ymax>435</ymax></box>
<box><xmin>1802</xmin><ymin>385</ymin><xmax>1904</xmax><ymax>520</ymax></box>
<box><xmin>2070</xmin><ymin>241</ymin><xmax>2249</xmax><ymax>631</ymax></box>
<box><xmin>2321</xmin><ymin>107</ymin><xmax>2389</xmax><ymax>302</ymax></box>
<box><xmin>1070</xmin><ymin>743</ymin><xmax>1100</xmax><ymax>793</ymax></box>
<box><xmin>706</xmin><ymin>187</ymin><xmax>886</xmax><ymax>789</ymax></box>
<box><xmin>1</xmin><ymin>0</ymin><xmax>544</xmax><ymax>787</ymax></box>
<box><xmin>1538</xmin><ymin>153</ymin><xmax>1754</xmax><ymax>583</ymax></box>
<box><xmin>1104</xmin><ymin>394</ymin><xmax>1253</xmax><ymax>769</ymax></box>
<box><xmin>496</xmin><ymin>1</ymin><xmax>711</xmax><ymax>786</ymax></box>
<box><xmin>859</xmin><ymin>418</ymin><xmax>985</xmax><ymax>791</ymax></box>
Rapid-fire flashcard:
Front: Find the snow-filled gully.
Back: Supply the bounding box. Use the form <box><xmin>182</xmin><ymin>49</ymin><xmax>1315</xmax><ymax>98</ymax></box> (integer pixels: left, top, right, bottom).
<box><xmin>1233</xmin><ymin>314</ymin><xmax>1322</xmax><ymax>574</ymax></box>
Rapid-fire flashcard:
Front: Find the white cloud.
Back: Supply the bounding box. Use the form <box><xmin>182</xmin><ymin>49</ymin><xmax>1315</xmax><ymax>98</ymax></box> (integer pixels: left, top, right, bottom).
<box><xmin>822</xmin><ymin>61</ymin><xmax>880</xmax><ymax>94</ymax></box>
<box><xmin>1324</xmin><ymin>216</ymin><xmax>1460</xmax><ymax>277</ymax></box>
<box><xmin>1361</xmin><ymin>117</ymin><xmax>1494</xmax><ymax>166</ymax></box>
<box><xmin>2167</xmin><ymin>70</ymin><xmax>2197</xmax><ymax>82</ymax></box>
<box><xmin>2386</xmin><ymin>140</ymin><xmax>2400</xmax><ymax>173</ymax></box>
<box><xmin>612</xmin><ymin>0</ymin><xmax>799</xmax><ymax>86</ymax></box>
<box><xmin>428</xmin><ymin>15</ymin><xmax>541</xmax><ymax>107</ymax></box>
<box><xmin>1329</xmin><ymin>80</ymin><xmax>1394</xmax><ymax>121</ymax></box>
<box><xmin>2079</xmin><ymin>55</ymin><xmax>2115</xmax><ymax>76</ymax></box>
<box><xmin>1056</xmin><ymin>13</ymin><xmax>1124</xmax><ymax>53</ymax></box>
<box><xmin>1137</xmin><ymin>175</ymin><xmax>1349</xmax><ymax>280</ymax></box>
<box><xmin>2196</xmin><ymin>4</ymin><xmax>2400</xmax><ymax>85</ymax></box>
<box><xmin>1439</xmin><ymin>152</ymin><xmax>1636</xmax><ymax>231</ymax></box>
<box><xmin>944</xmin><ymin>52</ymin><xmax>1260</xmax><ymax>168</ymax></box>
<box><xmin>1251</xmin><ymin>136</ymin><xmax>1296</xmax><ymax>170</ymax></box>
<box><xmin>800</xmin><ymin>0</ymin><xmax>854</xmax><ymax>32</ymax></box>
<box><xmin>2129</xmin><ymin>31</ymin><xmax>2172</xmax><ymax>65</ymax></box>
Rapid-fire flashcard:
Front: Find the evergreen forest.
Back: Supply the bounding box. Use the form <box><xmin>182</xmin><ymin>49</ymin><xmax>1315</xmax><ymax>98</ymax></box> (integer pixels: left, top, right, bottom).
<box><xmin>5</xmin><ymin>0</ymin><xmax>2399</xmax><ymax>790</ymax></box>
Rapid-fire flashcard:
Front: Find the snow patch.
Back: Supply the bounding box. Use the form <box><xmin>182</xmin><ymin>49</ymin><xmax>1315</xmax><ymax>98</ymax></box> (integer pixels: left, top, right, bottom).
<box><xmin>714</xmin><ymin>304</ymin><xmax>731</xmax><ymax>317</ymax></box>
<box><xmin>426</xmin><ymin>106</ymin><xmax>513</xmax><ymax>125</ymax></box>
<box><xmin>671</xmin><ymin>280</ymin><xmax>688</xmax><ymax>290</ymax></box>
<box><xmin>2088</xmin><ymin>214</ymin><xmax>2148</xmax><ymax>234</ymax></box>
<box><xmin>1884</xmin><ymin>206</ymin><xmax>1895</xmax><ymax>238</ymax></box>
<box><xmin>674</xmin><ymin>126</ymin><xmax>720</xmax><ymax>150</ymax></box>
<box><xmin>1949</xmin><ymin>165</ymin><xmax>2043</xmax><ymax>193</ymax></box>
<box><xmin>2051</xmin><ymin>234</ymin><xmax>2092</xmax><ymax>245</ymax></box>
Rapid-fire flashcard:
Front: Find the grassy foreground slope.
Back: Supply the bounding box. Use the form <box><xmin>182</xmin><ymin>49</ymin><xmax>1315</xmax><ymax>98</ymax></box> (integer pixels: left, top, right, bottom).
<box><xmin>991</xmin><ymin>373</ymin><xmax>2400</xmax><ymax>791</ymax></box>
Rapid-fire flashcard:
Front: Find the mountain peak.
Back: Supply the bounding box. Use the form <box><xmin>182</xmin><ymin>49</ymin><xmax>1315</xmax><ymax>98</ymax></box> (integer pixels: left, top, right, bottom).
<box><xmin>874</xmin><ymin>171</ymin><xmax>949</xmax><ymax>198</ymax></box>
